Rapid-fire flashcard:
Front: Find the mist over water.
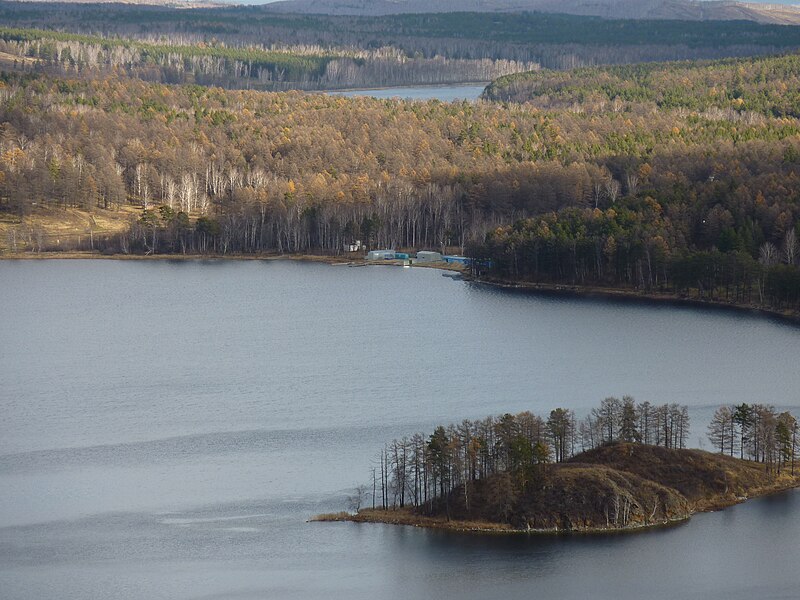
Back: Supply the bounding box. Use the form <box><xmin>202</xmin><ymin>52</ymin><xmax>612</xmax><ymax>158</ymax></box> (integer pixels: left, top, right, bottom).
<box><xmin>1</xmin><ymin>259</ymin><xmax>798</xmax><ymax>599</ymax></box>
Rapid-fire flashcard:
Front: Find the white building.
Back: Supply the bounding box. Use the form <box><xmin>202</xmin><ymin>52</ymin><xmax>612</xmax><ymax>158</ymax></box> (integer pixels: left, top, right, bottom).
<box><xmin>415</xmin><ymin>250</ymin><xmax>443</xmax><ymax>262</ymax></box>
<box><xmin>366</xmin><ymin>249</ymin><xmax>396</xmax><ymax>260</ymax></box>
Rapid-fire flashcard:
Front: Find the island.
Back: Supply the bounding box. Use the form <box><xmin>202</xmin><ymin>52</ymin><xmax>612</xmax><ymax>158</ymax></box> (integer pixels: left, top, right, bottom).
<box><xmin>314</xmin><ymin>400</ymin><xmax>799</xmax><ymax>534</ymax></box>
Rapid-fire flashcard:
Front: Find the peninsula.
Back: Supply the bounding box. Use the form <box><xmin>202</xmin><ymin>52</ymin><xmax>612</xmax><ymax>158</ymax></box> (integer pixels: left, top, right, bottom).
<box><xmin>315</xmin><ymin>399</ymin><xmax>799</xmax><ymax>534</ymax></box>
<box><xmin>317</xmin><ymin>444</ymin><xmax>800</xmax><ymax>533</ymax></box>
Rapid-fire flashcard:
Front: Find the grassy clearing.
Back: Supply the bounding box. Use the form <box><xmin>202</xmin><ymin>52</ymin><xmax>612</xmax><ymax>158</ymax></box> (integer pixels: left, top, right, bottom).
<box><xmin>0</xmin><ymin>50</ymin><xmax>38</xmax><ymax>68</ymax></box>
<box><xmin>0</xmin><ymin>205</ymin><xmax>137</xmax><ymax>253</ymax></box>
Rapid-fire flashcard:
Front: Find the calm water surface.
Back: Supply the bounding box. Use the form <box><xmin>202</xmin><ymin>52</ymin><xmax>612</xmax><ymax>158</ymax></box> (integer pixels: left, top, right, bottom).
<box><xmin>1</xmin><ymin>260</ymin><xmax>799</xmax><ymax>600</ymax></box>
<box><xmin>327</xmin><ymin>84</ymin><xmax>486</xmax><ymax>101</ymax></box>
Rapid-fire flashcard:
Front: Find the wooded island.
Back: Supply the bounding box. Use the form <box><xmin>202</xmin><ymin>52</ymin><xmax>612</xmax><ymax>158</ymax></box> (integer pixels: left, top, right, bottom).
<box><xmin>316</xmin><ymin>398</ymin><xmax>799</xmax><ymax>533</ymax></box>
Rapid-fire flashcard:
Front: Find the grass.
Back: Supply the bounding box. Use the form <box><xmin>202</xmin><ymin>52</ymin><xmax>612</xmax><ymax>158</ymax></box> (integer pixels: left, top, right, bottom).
<box><xmin>312</xmin><ymin>508</ymin><xmax>519</xmax><ymax>533</ymax></box>
<box><xmin>314</xmin><ymin>444</ymin><xmax>800</xmax><ymax>534</ymax></box>
<box><xmin>0</xmin><ymin>205</ymin><xmax>138</xmax><ymax>253</ymax></box>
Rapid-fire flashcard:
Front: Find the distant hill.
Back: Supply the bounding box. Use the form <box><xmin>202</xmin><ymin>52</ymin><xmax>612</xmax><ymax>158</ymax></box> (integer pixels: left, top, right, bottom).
<box><xmin>265</xmin><ymin>0</ymin><xmax>800</xmax><ymax>25</ymax></box>
<box><xmin>482</xmin><ymin>53</ymin><xmax>800</xmax><ymax>111</ymax></box>
<box><xmin>5</xmin><ymin>0</ymin><xmax>800</xmax><ymax>24</ymax></box>
<box><xmin>2</xmin><ymin>0</ymin><xmax>223</xmax><ymax>6</ymax></box>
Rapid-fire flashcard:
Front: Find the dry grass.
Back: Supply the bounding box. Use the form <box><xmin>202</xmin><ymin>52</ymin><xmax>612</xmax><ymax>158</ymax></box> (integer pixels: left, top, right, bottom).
<box><xmin>313</xmin><ymin>445</ymin><xmax>800</xmax><ymax>535</ymax></box>
<box><xmin>308</xmin><ymin>512</ymin><xmax>352</xmax><ymax>522</ymax></box>
<box><xmin>0</xmin><ymin>205</ymin><xmax>138</xmax><ymax>253</ymax></box>
<box><xmin>0</xmin><ymin>51</ymin><xmax>38</xmax><ymax>68</ymax></box>
<box><xmin>313</xmin><ymin>508</ymin><xmax>518</xmax><ymax>533</ymax></box>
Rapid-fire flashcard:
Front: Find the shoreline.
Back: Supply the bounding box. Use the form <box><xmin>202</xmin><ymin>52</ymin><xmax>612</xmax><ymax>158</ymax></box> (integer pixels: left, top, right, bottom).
<box><xmin>323</xmin><ymin>82</ymin><xmax>489</xmax><ymax>94</ymax></box>
<box><xmin>3</xmin><ymin>250</ymin><xmax>797</xmax><ymax>323</ymax></box>
<box><xmin>0</xmin><ymin>251</ymin><xmax>355</xmax><ymax>263</ymax></box>
<box><xmin>312</xmin><ymin>477</ymin><xmax>800</xmax><ymax>536</ymax></box>
<box><xmin>311</xmin><ymin>509</ymin><xmax>692</xmax><ymax>535</ymax></box>
<box><xmin>0</xmin><ymin>250</ymin><xmax>470</xmax><ymax>272</ymax></box>
<box><xmin>467</xmin><ymin>275</ymin><xmax>800</xmax><ymax>326</ymax></box>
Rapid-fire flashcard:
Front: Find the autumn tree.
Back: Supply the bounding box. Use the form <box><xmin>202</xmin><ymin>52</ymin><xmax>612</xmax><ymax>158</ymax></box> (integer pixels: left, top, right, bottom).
<box><xmin>546</xmin><ymin>408</ymin><xmax>575</xmax><ymax>463</ymax></box>
<box><xmin>707</xmin><ymin>406</ymin><xmax>736</xmax><ymax>456</ymax></box>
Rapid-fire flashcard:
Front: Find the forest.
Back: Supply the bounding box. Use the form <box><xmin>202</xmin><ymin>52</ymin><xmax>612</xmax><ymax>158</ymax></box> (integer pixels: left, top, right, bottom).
<box><xmin>471</xmin><ymin>55</ymin><xmax>800</xmax><ymax>310</ymax></box>
<box><xmin>0</xmin><ymin>27</ymin><xmax>535</xmax><ymax>91</ymax></box>
<box><xmin>359</xmin><ymin>397</ymin><xmax>797</xmax><ymax>525</ymax></box>
<box><xmin>370</xmin><ymin>397</ymin><xmax>692</xmax><ymax>511</ymax></box>
<box><xmin>4</xmin><ymin>4</ymin><xmax>800</xmax><ymax>53</ymax></box>
<box><xmin>484</xmin><ymin>53</ymin><xmax>800</xmax><ymax>116</ymax></box>
<box><xmin>2</xmin><ymin>2</ymin><xmax>800</xmax><ymax>81</ymax></box>
<box><xmin>2</xmin><ymin>42</ymin><xmax>800</xmax><ymax>308</ymax></box>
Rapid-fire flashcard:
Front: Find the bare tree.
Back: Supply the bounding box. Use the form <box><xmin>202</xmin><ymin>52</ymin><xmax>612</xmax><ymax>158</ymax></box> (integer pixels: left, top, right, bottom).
<box><xmin>783</xmin><ymin>228</ymin><xmax>798</xmax><ymax>266</ymax></box>
<box><xmin>592</xmin><ymin>182</ymin><xmax>605</xmax><ymax>209</ymax></box>
<box><xmin>604</xmin><ymin>178</ymin><xmax>621</xmax><ymax>205</ymax></box>
<box><xmin>708</xmin><ymin>406</ymin><xmax>735</xmax><ymax>455</ymax></box>
<box><xmin>625</xmin><ymin>172</ymin><xmax>639</xmax><ymax>197</ymax></box>
<box><xmin>759</xmin><ymin>241</ymin><xmax>779</xmax><ymax>267</ymax></box>
<box><xmin>347</xmin><ymin>484</ymin><xmax>368</xmax><ymax>513</ymax></box>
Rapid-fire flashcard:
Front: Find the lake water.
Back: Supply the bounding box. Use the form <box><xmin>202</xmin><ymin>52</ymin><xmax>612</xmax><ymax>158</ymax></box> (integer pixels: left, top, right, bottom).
<box><xmin>328</xmin><ymin>84</ymin><xmax>486</xmax><ymax>101</ymax></box>
<box><xmin>1</xmin><ymin>259</ymin><xmax>799</xmax><ymax>600</ymax></box>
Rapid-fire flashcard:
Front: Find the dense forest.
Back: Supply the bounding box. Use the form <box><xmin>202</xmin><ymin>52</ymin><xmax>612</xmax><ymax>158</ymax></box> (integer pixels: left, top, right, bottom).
<box><xmin>364</xmin><ymin>397</ymin><xmax>797</xmax><ymax>519</ymax></box>
<box><xmin>484</xmin><ymin>54</ymin><xmax>800</xmax><ymax>115</ymax></box>
<box><xmin>5</xmin><ymin>4</ymin><xmax>800</xmax><ymax>52</ymax></box>
<box><xmin>2</xmin><ymin>46</ymin><xmax>800</xmax><ymax>308</ymax></box>
<box><xmin>265</xmin><ymin>0</ymin><xmax>800</xmax><ymax>24</ymax></box>
<box><xmin>470</xmin><ymin>54</ymin><xmax>800</xmax><ymax>310</ymax></box>
<box><xmin>1</xmin><ymin>2</ymin><xmax>800</xmax><ymax>78</ymax></box>
<box><xmin>0</xmin><ymin>27</ymin><xmax>534</xmax><ymax>91</ymax></box>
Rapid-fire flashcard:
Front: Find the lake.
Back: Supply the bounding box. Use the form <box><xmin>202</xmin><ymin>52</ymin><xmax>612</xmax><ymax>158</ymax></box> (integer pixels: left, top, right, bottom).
<box><xmin>1</xmin><ymin>259</ymin><xmax>799</xmax><ymax>600</ymax></box>
<box><xmin>327</xmin><ymin>84</ymin><xmax>486</xmax><ymax>101</ymax></box>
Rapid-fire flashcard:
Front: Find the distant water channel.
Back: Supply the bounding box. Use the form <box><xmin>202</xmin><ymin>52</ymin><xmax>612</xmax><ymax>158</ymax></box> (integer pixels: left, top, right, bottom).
<box><xmin>1</xmin><ymin>259</ymin><xmax>799</xmax><ymax>600</ymax></box>
<box><xmin>327</xmin><ymin>83</ymin><xmax>486</xmax><ymax>101</ymax></box>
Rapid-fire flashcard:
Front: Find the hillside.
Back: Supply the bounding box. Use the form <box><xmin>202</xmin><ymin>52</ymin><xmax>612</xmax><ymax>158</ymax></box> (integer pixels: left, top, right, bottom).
<box><xmin>0</xmin><ymin>205</ymin><xmax>138</xmax><ymax>254</ymax></box>
<box><xmin>2</xmin><ymin>0</ymin><xmax>221</xmax><ymax>5</ymax></box>
<box><xmin>5</xmin><ymin>0</ymin><xmax>800</xmax><ymax>24</ymax></box>
<box><xmin>265</xmin><ymin>0</ymin><xmax>800</xmax><ymax>25</ymax></box>
<box><xmin>2</xmin><ymin>51</ymin><xmax>800</xmax><ymax>309</ymax></box>
<box><xmin>324</xmin><ymin>443</ymin><xmax>799</xmax><ymax>532</ymax></box>
<box><xmin>482</xmin><ymin>53</ymin><xmax>800</xmax><ymax>113</ymax></box>
<box><xmin>4</xmin><ymin>4</ymin><xmax>800</xmax><ymax>75</ymax></box>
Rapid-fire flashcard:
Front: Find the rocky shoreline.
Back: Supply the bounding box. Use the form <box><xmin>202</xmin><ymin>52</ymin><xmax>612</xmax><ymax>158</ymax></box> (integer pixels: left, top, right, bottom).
<box><xmin>313</xmin><ymin>445</ymin><xmax>800</xmax><ymax>535</ymax></box>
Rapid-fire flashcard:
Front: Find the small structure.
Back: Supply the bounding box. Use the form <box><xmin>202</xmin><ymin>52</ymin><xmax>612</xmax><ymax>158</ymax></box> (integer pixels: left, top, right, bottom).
<box><xmin>394</xmin><ymin>252</ymin><xmax>410</xmax><ymax>260</ymax></box>
<box><xmin>443</xmin><ymin>255</ymin><xmax>472</xmax><ymax>266</ymax></box>
<box><xmin>346</xmin><ymin>240</ymin><xmax>364</xmax><ymax>252</ymax></box>
<box><xmin>415</xmin><ymin>250</ymin><xmax>443</xmax><ymax>262</ymax></box>
<box><xmin>366</xmin><ymin>249</ymin><xmax>396</xmax><ymax>260</ymax></box>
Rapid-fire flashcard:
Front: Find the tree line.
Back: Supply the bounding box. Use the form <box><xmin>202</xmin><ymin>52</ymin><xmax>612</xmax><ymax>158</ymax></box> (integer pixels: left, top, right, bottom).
<box><xmin>369</xmin><ymin>396</ymin><xmax>693</xmax><ymax>512</ymax></box>
<box><xmin>469</xmin><ymin>206</ymin><xmax>800</xmax><ymax>310</ymax></box>
<box><xmin>0</xmin><ymin>27</ymin><xmax>535</xmax><ymax>91</ymax></box>
<box><xmin>484</xmin><ymin>53</ymin><xmax>800</xmax><ymax>117</ymax></box>
<box><xmin>3</xmin><ymin>52</ymin><xmax>800</xmax><ymax>272</ymax></box>
<box><xmin>2</xmin><ymin>2</ymin><xmax>799</xmax><ymax>75</ymax></box>
<box><xmin>708</xmin><ymin>404</ymin><xmax>798</xmax><ymax>474</ymax></box>
<box><xmin>366</xmin><ymin>398</ymin><xmax>797</xmax><ymax>513</ymax></box>
<box><xmin>470</xmin><ymin>55</ymin><xmax>800</xmax><ymax>312</ymax></box>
